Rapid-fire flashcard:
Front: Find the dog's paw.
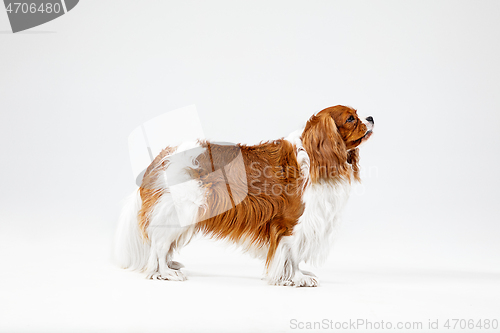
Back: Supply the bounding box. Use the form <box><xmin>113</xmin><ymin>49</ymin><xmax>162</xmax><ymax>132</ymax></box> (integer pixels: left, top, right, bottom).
<box><xmin>293</xmin><ymin>273</ymin><xmax>318</xmax><ymax>287</ymax></box>
<box><xmin>268</xmin><ymin>279</ymin><xmax>294</xmax><ymax>287</ymax></box>
<box><xmin>146</xmin><ymin>269</ymin><xmax>187</xmax><ymax>281</ymax></box>
<box><xmin>168</xmin><ymin>261</ymin><xmax>185</xmax><ymax>270</ymax></box>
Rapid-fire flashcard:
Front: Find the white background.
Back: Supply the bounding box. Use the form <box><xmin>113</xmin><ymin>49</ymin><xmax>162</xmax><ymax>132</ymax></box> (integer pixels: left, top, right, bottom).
<box><xmin>1</xmin><ymin>1</ymin><xmax>499</xmax><ymax>332</ymax></box>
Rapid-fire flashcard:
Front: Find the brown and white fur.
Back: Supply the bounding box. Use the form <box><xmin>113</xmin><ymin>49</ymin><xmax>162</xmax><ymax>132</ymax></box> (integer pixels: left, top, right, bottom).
<box><xmin>115</xmin><ymin>105</ymin><xmax>374</xmax><ymax>287</ymax></box>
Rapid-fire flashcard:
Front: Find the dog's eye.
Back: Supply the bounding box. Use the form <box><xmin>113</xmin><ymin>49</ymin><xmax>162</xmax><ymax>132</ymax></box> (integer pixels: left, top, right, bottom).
<box><xmin>346</xmin><ymin>115</ymin><xmax>355</xmax><ymax>123</ymax></box>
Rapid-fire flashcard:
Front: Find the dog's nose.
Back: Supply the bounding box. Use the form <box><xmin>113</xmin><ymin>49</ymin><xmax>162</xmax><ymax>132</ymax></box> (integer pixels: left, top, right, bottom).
<box><xmin>366</xmin><ymin>116</ymin><xmax>374</xmax><ymax>124</ymax></box>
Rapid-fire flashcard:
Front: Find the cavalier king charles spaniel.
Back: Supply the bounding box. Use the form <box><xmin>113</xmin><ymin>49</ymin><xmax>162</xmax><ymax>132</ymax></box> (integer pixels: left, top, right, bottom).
<box><xmin>115</xmin><ymin>105</ymin><xmax>374</xmax><ymax>287</ymax></box>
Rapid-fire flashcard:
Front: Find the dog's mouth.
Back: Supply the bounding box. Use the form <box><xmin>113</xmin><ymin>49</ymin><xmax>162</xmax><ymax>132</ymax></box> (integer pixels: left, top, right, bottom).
<box><xmin>347</xmin><ymin>130</ymin><xmax>373</xmax><ymax>149</ymax></box>
<box><xmin>361</xmin><ymin>130</ymin><xmax>373</xmax><ymax>142</ymax></box>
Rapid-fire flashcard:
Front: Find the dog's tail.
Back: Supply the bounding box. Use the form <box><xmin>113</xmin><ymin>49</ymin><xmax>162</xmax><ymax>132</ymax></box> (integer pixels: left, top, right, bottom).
<box><xmin>114</xmin><ymin>189</ymin><xmax>150</xmax><ymax>271</ymax></box>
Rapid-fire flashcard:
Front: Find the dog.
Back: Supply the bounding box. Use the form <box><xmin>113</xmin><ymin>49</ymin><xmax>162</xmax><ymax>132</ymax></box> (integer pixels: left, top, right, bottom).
<box><xmin>115</xmin><ymin>105</ymin><xmax>374</xmax><ymax>287</ymax></box>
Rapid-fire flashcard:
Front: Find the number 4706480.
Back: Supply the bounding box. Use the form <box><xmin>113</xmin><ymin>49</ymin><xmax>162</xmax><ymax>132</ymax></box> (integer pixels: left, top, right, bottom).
<box><xmin>5</xmin><ymin>3</ymin><xmax>61</xmax><ymax>14</ymax></box>
<box><xmin>444</xmin><ymin>319</ymin><xmax>498</xmax><ymax>330</ymax></box>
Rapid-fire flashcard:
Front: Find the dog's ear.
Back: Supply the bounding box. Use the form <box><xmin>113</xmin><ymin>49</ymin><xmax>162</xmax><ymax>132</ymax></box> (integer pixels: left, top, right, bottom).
<box><xmin>302</xmin><ymin>114</ymin><xmax>348</xmax><ymax>182</ymax></box>
<box><xmin>347</xmin><ymin>148</ymin><xmax>360</xmax><ymax>182</ymax></box>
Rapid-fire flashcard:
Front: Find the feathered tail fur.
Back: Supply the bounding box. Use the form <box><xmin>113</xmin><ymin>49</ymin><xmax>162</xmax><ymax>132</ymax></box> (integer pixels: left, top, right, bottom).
<box><xmin>114</xmin><ymin>190</ymin><xmax>150</xmax><ymax>271</ymax></box>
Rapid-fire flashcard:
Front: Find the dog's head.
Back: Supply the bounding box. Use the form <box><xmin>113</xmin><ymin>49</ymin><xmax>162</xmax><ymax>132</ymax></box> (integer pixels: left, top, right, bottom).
<box><xmin>302</xmin><ymin>105</ymin><xmax>374</xmax><ymax>182</ymax></box>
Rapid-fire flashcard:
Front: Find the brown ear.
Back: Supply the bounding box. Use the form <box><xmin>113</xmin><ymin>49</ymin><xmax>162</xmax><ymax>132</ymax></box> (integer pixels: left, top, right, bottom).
<box><xmin>347</xmin><ymin>148</ymin><xmax>360</xmax><ymax>182</ymax></box>
<box><xmin>302</xmin><ymin>114</ymin><xmax>348</xmax><ymax>182</ymax></box>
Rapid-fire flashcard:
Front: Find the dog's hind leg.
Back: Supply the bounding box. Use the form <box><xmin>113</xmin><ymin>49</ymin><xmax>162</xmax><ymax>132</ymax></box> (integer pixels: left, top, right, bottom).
<box><xmin>143</xmin><ymin>191</ymin><xmax>194</xmax><ymax>281</ymax></box>
<box><xmin>145</xmin><ymin>237</ymin><xmax>186</xmax><ymax>281</ymax></box>
<box><xmin>166</xmin><ymin>228</ymin><xmax>196</xmax><ymax>270</ymax></box>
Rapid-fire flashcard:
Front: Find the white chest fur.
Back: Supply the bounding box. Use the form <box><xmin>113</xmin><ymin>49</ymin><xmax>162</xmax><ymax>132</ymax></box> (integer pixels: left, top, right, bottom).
<box><xmin>285</xmin><ymin>128</ymin><xmax>353</xmax><ymax>266</ymax></box>
<box><xmin>291</xmin><ymin>180</ymin><xmax>351</xmax><ymax>265</ymax></box>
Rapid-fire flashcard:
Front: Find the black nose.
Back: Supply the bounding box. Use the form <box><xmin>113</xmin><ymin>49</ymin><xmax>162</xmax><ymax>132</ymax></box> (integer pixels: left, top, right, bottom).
<box><xmin>366</xmin><ymin>116</ymin><xmax>374</xmax><ymax>124</ymax></box>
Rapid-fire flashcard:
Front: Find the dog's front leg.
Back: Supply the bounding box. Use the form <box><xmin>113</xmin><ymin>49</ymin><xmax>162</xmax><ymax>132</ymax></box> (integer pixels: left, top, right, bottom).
<box><xmin>265</xmin><ymin>236</ymin><xmax>318</xmax><ymax>287</ymax></box>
